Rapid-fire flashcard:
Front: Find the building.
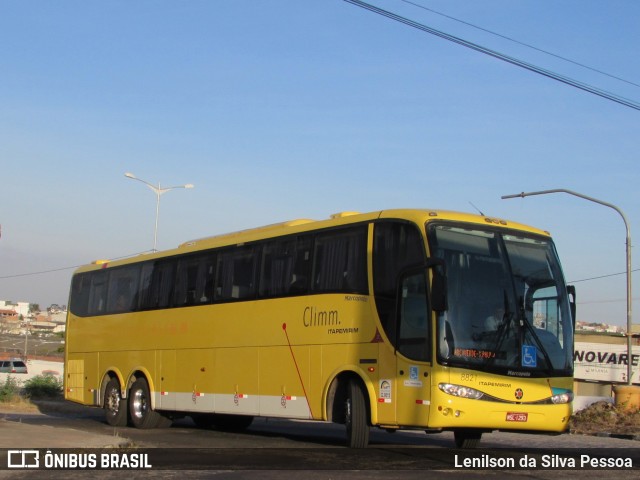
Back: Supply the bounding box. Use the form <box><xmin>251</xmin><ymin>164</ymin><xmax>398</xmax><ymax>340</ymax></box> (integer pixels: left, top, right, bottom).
<box><xmin>0</xmin><ymin>300</ymin><xmax>31</xmax><ymax>319</ymax></box>
<box><xmin>0</xmin><ymin>309</ymin><xmax>21</xmax><ymax>334</ymax></box>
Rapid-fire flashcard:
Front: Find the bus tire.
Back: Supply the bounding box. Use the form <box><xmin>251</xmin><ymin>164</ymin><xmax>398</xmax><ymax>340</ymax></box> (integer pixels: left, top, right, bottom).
<box><xmin>104</xmin><ymin>378</ymin><xmax>127</xmax><ymax>427</ymax></box>
<box><xmin>128</xmin><ymin>377</ymin><xmax>163</xmax><ymax>429</ymax></box>
<box><xmin>454</xmin><ymin>430</ymin><xmax>482</xmax><ymax>449</ymax></box>
<box><xmin>345</xmin><ymin>380</ymin><xmax>370</xmax><ymax>448</ymax></box>
<box><xmin>155</xmin><ymin>413</ymin><xmax>174</xmax><ymax>428</ymax></box>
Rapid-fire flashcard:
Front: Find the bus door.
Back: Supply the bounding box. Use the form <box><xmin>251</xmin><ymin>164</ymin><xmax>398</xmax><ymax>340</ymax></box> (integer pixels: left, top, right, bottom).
<box><xmin>394</xmin><ymin>271</ymin><xmax>432</xmax><ymax>427</ymax></box>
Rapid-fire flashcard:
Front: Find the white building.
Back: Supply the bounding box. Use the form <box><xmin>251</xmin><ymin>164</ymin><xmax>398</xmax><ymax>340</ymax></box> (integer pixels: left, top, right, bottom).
<box><xmin>0</xmin><ymin>300</ymin><xmax>31</xmax><ymax>318</ymax></box>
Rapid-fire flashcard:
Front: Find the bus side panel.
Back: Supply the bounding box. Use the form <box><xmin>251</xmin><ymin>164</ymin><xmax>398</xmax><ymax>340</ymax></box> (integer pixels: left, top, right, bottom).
<box><xmin>65</xmin><ymin>353</ymin><xmax>98</xmax><ymax>405</ymax></box>
<box><xmin>259</xmin><ymin>346</ymin><xmax>313</xmax><ymax>419</ymax></box>
<box><xmin>172</xmin><ymin>348</ymin><xmax>215</xmax><ymax>412</ymax></box>
<box><xmin>156</xmin><ymin>349</ymin><xmax>176</xmax><ymax>411</ymax></box>
<box><xmin>214</xmin><ymin>347</ymin><xmax>260</xmax><ymax>415</ymax></box>
<box><xmin>308</xmin><ymin>345</ymin><xmax>323</xmax><ymax>420</ymax></box>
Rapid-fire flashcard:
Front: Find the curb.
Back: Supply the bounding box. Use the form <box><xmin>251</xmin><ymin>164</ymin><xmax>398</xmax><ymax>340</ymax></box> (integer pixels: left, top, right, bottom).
<box><xmin>570</xmin><ymin>430</ymin><xmax>640</xmax><ymax>441</ymax></box>
<box><xmin>596</xmin><ymin>432</ymin><xmax>640</xmax><ymax>441</ymax></box>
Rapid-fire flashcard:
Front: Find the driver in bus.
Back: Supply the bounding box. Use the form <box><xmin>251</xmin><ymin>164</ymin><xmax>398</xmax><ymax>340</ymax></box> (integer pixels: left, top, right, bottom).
<box><xmin>472</xmin><ymin>305</ymin><xmax>504</xmax><ymax>343</ymax></box>
<box><xmin>484</xmin><ymin>306</ymin><xmax>505</xmax><ymax>332</ymax></box>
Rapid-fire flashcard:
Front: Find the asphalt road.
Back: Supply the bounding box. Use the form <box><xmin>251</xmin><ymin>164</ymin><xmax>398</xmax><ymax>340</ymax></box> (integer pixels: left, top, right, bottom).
<box><xmin>81</xmin><ymin>411</ymin><xmax>639</xmax><ymax>449</ymax></box>
<box><xmin>0</xmin><ymin>403</ymin><xmax>638</xmax><ymax>479</ymax></box>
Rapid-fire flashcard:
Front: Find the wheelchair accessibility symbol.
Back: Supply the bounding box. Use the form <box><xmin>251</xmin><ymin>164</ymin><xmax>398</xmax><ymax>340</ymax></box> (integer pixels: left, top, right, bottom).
<box><xmin>522</xmin><ymin>345</ymin><xmax>537</xmax><ymax>368</ymax></box>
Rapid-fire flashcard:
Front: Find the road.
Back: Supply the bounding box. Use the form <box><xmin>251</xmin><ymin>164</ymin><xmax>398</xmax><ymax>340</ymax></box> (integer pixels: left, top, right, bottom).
<box><xmin>0</xmin><ymin>404</ymin><xmax>638</xmax><ymax>478</ymax></box>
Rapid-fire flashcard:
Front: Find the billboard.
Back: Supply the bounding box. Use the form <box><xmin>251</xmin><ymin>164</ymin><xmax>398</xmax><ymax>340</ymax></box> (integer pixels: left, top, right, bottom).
<box><xmin>574</xmin><ymin>342</ymin><xmax>640</xmax><ymax>384</ymax></box>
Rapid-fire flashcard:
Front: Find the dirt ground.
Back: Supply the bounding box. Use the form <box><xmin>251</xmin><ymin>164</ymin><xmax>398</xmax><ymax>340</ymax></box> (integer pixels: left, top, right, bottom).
<box><xmin>570</xmin><ymin>401</ymin><xmax>640</xmax><ymax>436</ymax></box>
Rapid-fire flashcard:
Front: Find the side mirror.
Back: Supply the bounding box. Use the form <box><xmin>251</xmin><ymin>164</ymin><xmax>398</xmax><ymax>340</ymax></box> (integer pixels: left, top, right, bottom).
<box><xmin>426</xmin><ymin>258</ymin><xmax>448</xmax><ymax>313</ymax></box>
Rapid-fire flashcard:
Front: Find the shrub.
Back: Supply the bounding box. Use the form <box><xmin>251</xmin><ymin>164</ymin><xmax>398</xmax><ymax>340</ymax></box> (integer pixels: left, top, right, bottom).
<box><xmin>0</xmin><ymin>376</ymin><xmax>21</xmax><ymax>402</ymax></box>
<box><xmin>23</xmin><ymin>375</ymin><xmax>63</xmax><ymax>399</ymax></box>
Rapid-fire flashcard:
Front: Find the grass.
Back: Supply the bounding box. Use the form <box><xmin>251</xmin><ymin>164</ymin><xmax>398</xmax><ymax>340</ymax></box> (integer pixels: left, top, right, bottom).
<box><xmin>23</xmin><ymin>374</ymin><xmax>63</xmax><ymax>399</ymax></box>
<box><xmin>0</xmin><ymin>374</ymin><xmax>67</xmax><ymax>412</ymax></box>
<box><xmin>0</xmin><ymin>375</ymin><xmax>22</xmax><ymax>403</ymax></box>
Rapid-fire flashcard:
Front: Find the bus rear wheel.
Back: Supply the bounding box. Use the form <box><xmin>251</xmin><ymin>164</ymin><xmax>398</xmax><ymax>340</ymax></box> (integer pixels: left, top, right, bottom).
<box><xmin>345</xmin><ymin>380</ymin><xmax>370</xmax><ymax>448</ymax></box>
<box><xmin>454</xmin><ymin>430</ymin><xmax>482</xmax><ymax>449</ymax></box>
<box><xmin>129</xmin><ymin>377</ymin><xmax>168</xmax><ymax>429</ymax></box>
<box><xmin>104</xmin><ymin>378</ymin><xmax>127</xmax><ymax>427</ymax></box>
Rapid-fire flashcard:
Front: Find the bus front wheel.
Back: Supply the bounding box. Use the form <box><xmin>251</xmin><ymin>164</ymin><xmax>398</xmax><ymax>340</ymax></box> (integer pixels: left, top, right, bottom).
<box><xmin>345</xmin><ymin>380</ymin><xmax>370</xmax><ymax>448</ymax></box>
<box><xmin>129</xmin><ymin>377</ymin><xmax>166</xmax><ymax>429</ymax></box>
<box><xmin>104</xmin><ymin>378</ymin><xmax>127</xmax><ymax>427</ymax></box>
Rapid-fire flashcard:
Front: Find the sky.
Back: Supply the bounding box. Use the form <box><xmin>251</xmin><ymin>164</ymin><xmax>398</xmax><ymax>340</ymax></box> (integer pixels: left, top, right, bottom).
<box><xmin>0</xmin><ymin>1</ymin><xmax>638</xmax><ymax>327</ymax></box>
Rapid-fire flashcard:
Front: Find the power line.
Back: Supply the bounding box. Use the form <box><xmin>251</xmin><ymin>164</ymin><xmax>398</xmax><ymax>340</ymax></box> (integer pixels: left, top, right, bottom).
<box><xmin>0</xmin><ymin>251</ymin><xmax>150</xmax><ymax>280</ymax></box>
<box><xmin>579</xmin><ymin>297</ymin><xmax>639</xmax><ymax>305</ymax></box>
<box><xmin>569</xmin><ymin>268</ymin><xmax>640</xmax><ymax>284</ymax></box>
<box><xmin>343</xmin><ymin>0</ymin><xmax>640</xmax><ymax>111</ymax></box>
<box><xmin>0</xmin><ymin>264</ymin><xmax>81</xmax><ymax>279</ymax></box>
<box><xmin>397</xmin><ymin>0</ymin><xmax>640</xmax><ymax>89</ymax></box>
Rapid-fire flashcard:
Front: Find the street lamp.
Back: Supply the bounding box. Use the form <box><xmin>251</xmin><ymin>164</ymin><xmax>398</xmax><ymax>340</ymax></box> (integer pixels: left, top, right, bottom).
<box><xmin>501</xmin><ymin>189</ymin><xmax>634</xmax><ymax>387</ymax></box>
<box><xmin>124</xmin><ymin>172</ymin><xmax>194</xmax><ymax>252</ymax></box>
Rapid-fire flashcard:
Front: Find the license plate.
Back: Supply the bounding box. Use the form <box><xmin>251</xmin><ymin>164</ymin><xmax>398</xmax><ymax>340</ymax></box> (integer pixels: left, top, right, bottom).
<box><xmin>506</xmin><ymin>412</ymin><xmax>528</xmax><ymax>422</ymax></box>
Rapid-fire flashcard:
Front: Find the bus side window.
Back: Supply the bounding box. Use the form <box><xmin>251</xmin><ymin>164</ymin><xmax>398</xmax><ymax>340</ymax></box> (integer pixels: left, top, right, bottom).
<box><xmin>106</xmin><ymin>265</ymin><xmax>141</xmax><ymax>314</ymax></box>
<box><xmin>199</xmin><ymin>256</ymin><xmax>216</xmax><ymax>304</ymax></box>
<box><xmin>157</xmin><ymin>261</ymin><xmax>177</xmax><ymax>308</ymax></box>
<box><xmin>175</xmin><ymin>254</ymin><xmax>214</xmax><ymax>306</ymax></box>
<box><xmin>259</xmin><ymin>236</ymin><xmax>311</xmax><ymax>298</ymax></box>
<box><xmin>140</xmin><ymin>260</ymin><xmax>176</xmax><ymax>309</ymax></box>
<box><xmin>138</xmin><ymin>262</ymin><xmax>154</xmax><ymax>310</ymax></box>
<box><xmin>70</xmin><ymin>274</ymin><xmax>91</xmax><ymax>317</ymax></box>
<box><xmin>87</xmin><ymin>271</ymin><xmax>107</xmax><ymax>315</ymax></box>
<box><xmin>215</xmin><ymin>246</ymin><xmax>258</xmax><ymax>301</ymax></box>
<box><xmin>260</xmin><ymin>239</ymin><xmax>294</xmax><ymax>297</ymax></box>
<box><xmin>290</xmin><ymin>236</ymin><xmax>312</xmax><ymax>294</ymax></box>
<box><xmin>312</xmin><ymin>227</ymin><xmax>367</xmax><ymax>294</ymax></box>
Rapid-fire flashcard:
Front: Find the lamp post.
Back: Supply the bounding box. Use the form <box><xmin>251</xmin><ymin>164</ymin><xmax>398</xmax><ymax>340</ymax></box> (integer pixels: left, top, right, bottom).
<box><xmin>501</xmin><ymin>189</ymin><xmax>634</xmax><ymax>388</ymax></box>
<box><xmin>124</xmin><ymin>172</ymin><xmax>194</xmax><ymax>252</ymax></box>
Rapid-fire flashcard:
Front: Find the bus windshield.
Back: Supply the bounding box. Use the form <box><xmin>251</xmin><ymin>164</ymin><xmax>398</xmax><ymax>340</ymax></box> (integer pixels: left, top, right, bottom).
<box><xmin>428</xmin><ymin>224</ymin><xmax>574</xmax><ymax>377</ymax></box>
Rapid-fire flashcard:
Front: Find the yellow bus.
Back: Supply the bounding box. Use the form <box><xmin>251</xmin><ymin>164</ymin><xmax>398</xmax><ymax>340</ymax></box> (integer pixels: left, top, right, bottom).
<box><xmin>65</xmin><ymin>209</ymin><xmax>575</xmax><ymax>448</ymax></box>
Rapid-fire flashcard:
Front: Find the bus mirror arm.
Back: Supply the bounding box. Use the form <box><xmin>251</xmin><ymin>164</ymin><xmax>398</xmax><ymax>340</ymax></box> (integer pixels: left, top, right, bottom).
<box><xmin>567</xmin><ymin>285</ymin><xmax>576</xmax><ymax>327</ymax></box>
<box><xmin>426</xmin><ymin>258</ymin><xmax>448</xmax><ymax>313</ymax></box>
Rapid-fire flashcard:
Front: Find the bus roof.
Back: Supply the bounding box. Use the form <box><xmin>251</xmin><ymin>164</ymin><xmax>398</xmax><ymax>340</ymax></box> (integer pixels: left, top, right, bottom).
<box><xmin>76</xmin><ymin>209</ymin><xmax>550</xmax><ymax>273</ymax></box>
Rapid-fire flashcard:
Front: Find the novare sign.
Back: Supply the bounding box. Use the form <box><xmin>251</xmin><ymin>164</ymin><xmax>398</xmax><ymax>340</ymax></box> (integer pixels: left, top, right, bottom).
<box><xmin>574</xmin><ymin>342</ymin><xmax>639</xmax><ymax>384</ymax></box>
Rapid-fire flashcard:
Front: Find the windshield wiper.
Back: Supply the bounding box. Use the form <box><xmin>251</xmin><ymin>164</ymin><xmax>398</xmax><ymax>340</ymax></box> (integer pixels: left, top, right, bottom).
<box><xmin>487</xmin><ymin>292</ymin><xmax>514</xmax><ymax>366</ymax></box>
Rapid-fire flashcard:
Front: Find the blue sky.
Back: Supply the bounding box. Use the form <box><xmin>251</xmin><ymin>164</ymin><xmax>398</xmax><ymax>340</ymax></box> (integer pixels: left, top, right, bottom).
<box><xmin>0</xmin><ymin>1</ymin><xmax>638</xmax><ymax>327</ymax></box>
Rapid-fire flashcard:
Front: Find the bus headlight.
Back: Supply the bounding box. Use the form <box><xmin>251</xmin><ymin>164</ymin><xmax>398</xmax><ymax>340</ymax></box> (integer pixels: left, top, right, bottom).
<box><xmin>550</xmin><ymin>391</ymin><xmax>573</xmax><ymax>404</ymax></box>
<box><xmin>438</xmin><ymin>383</ymin><xmax>485</xmax><ymax>400</ymax></box>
